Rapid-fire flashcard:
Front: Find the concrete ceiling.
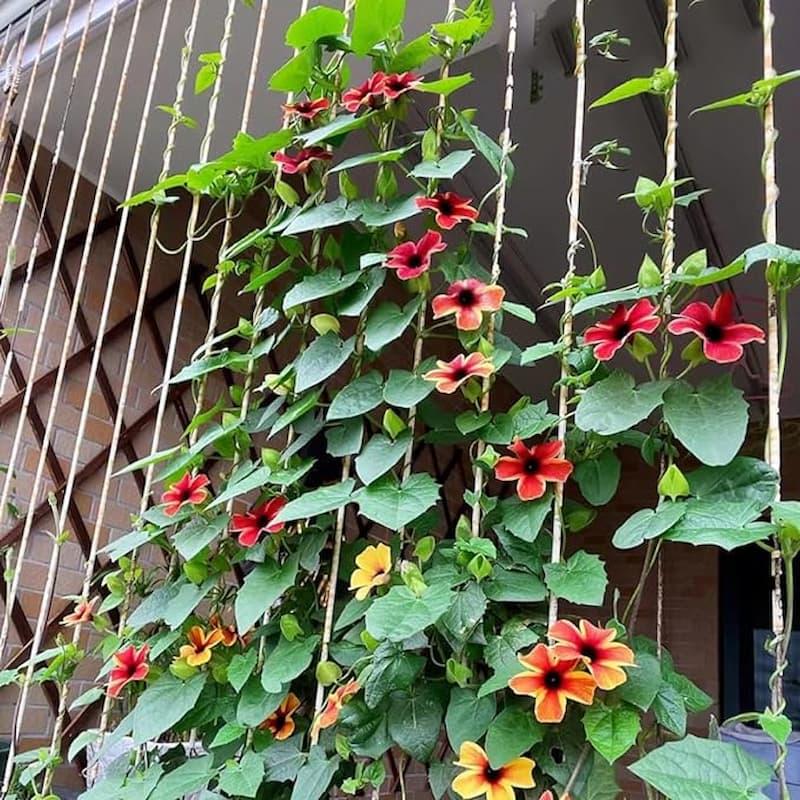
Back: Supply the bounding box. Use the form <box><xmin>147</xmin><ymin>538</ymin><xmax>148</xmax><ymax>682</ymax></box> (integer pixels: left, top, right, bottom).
<box><xmin>7</xmin><ymin>0</ymin><xmax>800</xmax><ymax>414</ymax></box>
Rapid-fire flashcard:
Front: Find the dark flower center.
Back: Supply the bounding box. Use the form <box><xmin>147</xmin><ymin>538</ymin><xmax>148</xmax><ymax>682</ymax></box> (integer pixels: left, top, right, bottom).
<box><xmin>257</xmin><ymin>515</ymin><xmax>270</xmax><ymax>528</ymax></box>
<box><xmin>179</xmin><ymin>489</ymin><xmax>191</xmax><ymax>501</ymax></box>
<box><xmin>524</xmin><ymin>457</ymin><xmax>540</xmax><ymax>474</ymax></box>
<box><xmin>438</xmin><ymin>198</ymin><xmax>454</xmax><ymax>215</ymax></box>
<box><xmin>704</xmin><ymin>323</ymin><xmax>724</xmax><ymax>342</ymax></box>
<box><xmin>614</xmin><ymin>322</ymin><xmax>631</xmax><ymax>340</ymax></box>
<box><xmin>407</xmin><ymin>253</ymin><xmax>423</xmax><ymax>268</ymax></box>
<box><xmin>544</xmin><ymin>670</ymin><xmax>562</xmax><ymax>689</ymax></box>
<box><xmin>581</xmin><ymin>644</ymin><xmax>597</xmax><ymax>661</ymax></box>
<box><xmin>452</xmin><ymin>367</ymin><xmax>469</xmax><ymax>380</ymax></box>
<box><xmin>457</xmin><ymin>289</ymin><xmax>476</xmax><ymax>307</ymax></box>
<box><xmin>484</xmin><ymin>766</ymin><xmax>503</xmax><ymax>783</ymax></box>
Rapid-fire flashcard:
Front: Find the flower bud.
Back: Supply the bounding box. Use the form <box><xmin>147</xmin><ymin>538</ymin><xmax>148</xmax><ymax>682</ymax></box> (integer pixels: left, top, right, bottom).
<box><xmin>315</xmin><ymin>661</ymin><xmax>343</xmax><ymax>686</ymax></box>
<box><xmin>658</xmin><ymin>464</ymin><xmax>690</xmax><ymax>502</ymax></box>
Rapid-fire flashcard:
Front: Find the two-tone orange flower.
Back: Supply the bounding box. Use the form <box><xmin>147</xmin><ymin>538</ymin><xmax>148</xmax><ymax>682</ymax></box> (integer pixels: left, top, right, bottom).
<box><xmin>349</xmin><ymin>543</ymin><xmax>392</xmax><ymax>601</ymax></box>
<box><xmin>62</xmin><ymin>596</ymin><xmax>98</xmax><ymax>627</ymax></box>
<box><xmin>161</xmin><ymin>472</ymin><xmax>210</xmax><ymax>516</ymax></box>
<box><xmin>107</xmin><ymin>644</ymin><xmax>149</xmax><ymax>698</ymax></box>
<box><xmin>495</xmin><ymin>440</ymin><xmax>573</xmax><ymax>501</ymax></box>
<box><xmin>451</xmin><ymin>741</ymin><xmax>535</xmax><ymax>800</ymax></box>
<box><xmin>508</xmin><ymin>643</ymin><xmax>596</xmax><ymax>723</ymax></box>
<box><xmin>179</xmin><ymin>625</ymin><xmax>225</xmax><ymax>667</ymax></box>
<box><xmin>210</xmin><ymin>613</ymin><xmax>238</xmax><ymax>648</ymax></box>
<box><xmin>311</xmin><ymin>680</ymin><xmax>360</xmax><ymax>736</ymax></box>
<box><xmin>432</xmin><ymin>279</ymin><xmax>505</xmax><ymax>331</ymax></box>
<box><xmin>550</xmin><ymin>619</ymin><xmax>635</xmax><ymax>690</ymax></box>
<box><xmin>423</xmin><ymin>352</ymin><xmax>495</xmax><ymax>394</ymax></box>
<box><xmin>260</xmin><ymin>693</ymin><xmax>301</xmax><ymax>741</ymax></box>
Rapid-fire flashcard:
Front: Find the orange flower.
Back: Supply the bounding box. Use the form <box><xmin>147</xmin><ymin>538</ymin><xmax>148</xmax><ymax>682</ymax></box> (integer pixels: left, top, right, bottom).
<box><xmin>210</xmin><ymin>613</ymin><xmax>238</xmax><ymax>648</ymax></box>
<box><xmin>432</xmin><ymin>279</ymin><xmax>505</xmax><ymax>331</ymax></box>
<box><xmin>62</xmin><ymin>596</ymin><xmax>98</xmax><ymax>627</ymax></box>
<box><xmin>349</xmin><ymin>543</ymin><xmax>392</xmax><ymax>601</ymax></box>
<box><xmin>549</xmin><ymin>619</ymin><xmax>635</xmax><ymax>690</ymax></box>
<box><xmin>179</xmin><ymin>625</ymin><xmax>225</xmax><ymax>667</ymax></box>
<box><xmin>539</xmin><ymin>792</ymin><xmax>571</xmax><ymax>800</ymax></box>
<box><xmin>423</xmin><ymin>352</ymin><xmax>495</xmax><ymax>394</ymax></box>
<box><xmin>260</xmin><ymin>693</ymin><xmax>301</xmax><ymax>740</ymax></box>
<box><xmin>508</xmin><ymin>644</ymin><xmax>596</xmax><ymax>724</ymax></box>
<box><xmin>161</xmin><ymin>472</ymin><xmax>210</xmax><ymax>516</ymax></box>
<box><xmin>107</xmin><ymin>644</ymin><xmax>149</xmax><ymax>698</ymax></box>
<box><xmin>451</xmin><ymin>741</ymin><xmax>535</xmax><ymax>800</ymax></box>
<box><xmin>495</xmin><ymin>440</ymin><xmax>573</xmax><ymax>501</ymax></box>
<box><xmin>311</xmin><ymin>680</ymin><xmax>360</xmax><ymax>736</ymax></box>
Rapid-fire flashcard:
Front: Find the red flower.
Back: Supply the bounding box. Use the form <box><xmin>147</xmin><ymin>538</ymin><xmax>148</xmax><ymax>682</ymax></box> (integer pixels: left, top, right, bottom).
<box><xmin>386</xmin><ymin>230</ymin><xmax>447</xmax><ymax>280</ymax></box>
<box><xmin>311</xmin><ymin>680</ymin><xmax>360</xmax><ymax>736</ymax></box>
<box><xmin>161</xmin><ymin>472</ymin><xmax>210</xmax><ymax>517</ymax></box>
<box><xmin>62</xmin><ymin>596</ymin><xmax>98</xmax><ymax>627</ymax></box>
<box><xmin>282</xmin><ymin>97</ymin><xmax>330</xmax><ymax>121</ymax></box>
<box><xmin>495</xmin><ymin>439</ymin><xmax>573</xmax><ymax>501</ymax></box>
<box><xmin>230</xmin><ymin>497</ymin><xmax>288</xmax><ymax>547</ymax></box>
<box><xmin>416</xmin><ymin>192</ymin><xmax>479</xmax><ymax>230</ymax></box>
<box><xmin>509</xmin><ymin>643</ymin><xmax>597</xmax><ymax>724</ymax></box>
<box><xmin>383</xmin><ymin>71</ymin><xmax>421</xmax><ymax>100</ymax></box>
<box><xmin>423</xmin><ymin>352</ymin><xmax>495</xmax><ymax>394</ymax></box>
<box><xmin>342</xmin><ymin>72</ymin><xmax>386</xmax><ymax>113</ymax></box>
<box><xmin>582</xmin><ymin>299</ymin><xmax>660</xmax><ymax>361</ymax></box>
<box><xmin>432</xmin><ymin>278</ymin><xmax>505</xmax><ymax>331</ymax></box>
<box><xmin>667</xmin><ymin>291</ymin><xmax>765</xmax><ymax>364</ymax></box>
<box><xmin>273</xmin><ymin>147</ymin><xmax>332</xmax><ymax>175</ymax></box>
<box><xmin>549</xmin><ymin>619</ymin><xmax>635</xmax><ymax>691</ymax></box>
<box><xmin>107</xmin><ymin>644</ymin><xmax>150</xmax><ymax>698</ymax></box>
<box><xmin>261</xmin><ymin>693</ymin><xmax>301</xmax><ymax>741</ymax></box>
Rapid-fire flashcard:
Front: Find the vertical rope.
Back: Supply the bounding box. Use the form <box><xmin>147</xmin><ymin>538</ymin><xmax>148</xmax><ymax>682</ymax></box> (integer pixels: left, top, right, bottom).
<box><xmin>0</xmin><ymin>0</ymin><xmax>124</xmax><ymax>659</ymax></box>
<box><xmin>548</xmin><ymin>0</ymin><xmax>586</xmax><ymax>628</ymax></box>
<box><xmin>0</xmin><ymin>0</ymin><xmax>71</xmax><ymax>318</ymax></box>
<box><xmin>469</xmin><ymin>4</ymin><xmax>517</xmax><ymax>538</ymax></box>
<box><xmin>39</xmin><ymin>0</ymin><xmax>178</xmax><ymax>786</ymax></box>
<box><xmin>0</xmin><ymin>8</ymin><xmax>32</xmax><ymax>157</ymax></box>
<box><xmin>0</xmin><ymin>0</ymin><xmax>100</xmax><ymax>400</ymax></box>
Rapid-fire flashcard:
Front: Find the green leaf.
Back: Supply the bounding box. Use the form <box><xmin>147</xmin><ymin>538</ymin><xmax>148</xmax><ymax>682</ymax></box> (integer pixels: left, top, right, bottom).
<box><xmin>456</xmin><ymin>111</ymin><xmax>513</xmax><ymax>182</ymax></box>
<box><xmin>269</xmin><ymin>47</ymin><xmax>314</xmax><ymax>93</ymax></box>
<box><xmin>687</xmin><ymin>457</ymin><xmax>778</xmax><ymax>506</ymax></box>
<box><xmin>131</xmin><ymin>674</ymin><xmax>207</xmax><ymax>745</ymax></box>
<box><xmin>521</xmin><ymin>341</ymin><xmax>563</xmax><ymax>364</ymax></box>
<box><xmin>283</xmin><ymin>267</ymin><xmax>362</xmax><ymax>310</ymax></box>
<box><xmin>290</xmin><ymin>749</ymin><xmax>339</xmax><ymax>800</ymax></box>
<box><xmin>574</xmin><ymin>450</ymin><xmax>621</xmax><ymax>506</ymax></box>
<box><xmin>503</xmin><ymin>301</ymin><xmax>537</xmax><ymax>324</ymax></box>
<box><xmin>591</xmin><ymin>76</ymin><xmax>655</xmax><ymax>109</ymax></box>
<box><xmin>237</xmin><ymin>677</ymin><xmax>284</xmax><ymax>726</ymax></box>
<box><xmin>301</xmin><ymin>112</ymin><xmax>374</xmax><ymax>147</ymax></box>
<box><xmin>409</xmin><ymin>150</ymin><xmax>475</xmax><ymax>179</ymax></box>
<box><xmin>629</xmin><ymin>735</ymin><xmax>773</xmax><ymax>800</ymax></box>
<box><xmin>356</xmin><ymin>473</ymin><xmax>440</xmax><ymax>529</ymax></box>
<box><xmin>512</xmin><ymin>400</ymin><xmax>558</xmax><ymax>438</ymax></box>
<box><xmin>173</xmin><ymin>514</ymin><xmax>228</xmax><ymax>561</ymax></box>
<box><xmin>355</xmin><ymin>432</ymin><xmax>411</xmax><ymax>485</ymax></box>
<box><xmin>270</xmin><ymin>391</ymin><xmax>319</xmax><ymax>436</ymax></box>
<box><xmin>613</xmin><ymin>503</ymin><xmax>687</xmax><ymax>550</ymax></box>
<box><xmin>328</xmin><ymin>372</ymin><xmax>384</xmax><ymax>420</ymax></box>
<box><xmin>235</xmin><ymin>555</ymin><xmax>299</xmax><ymax>632</ymax></box>
<box><xmin>326</xmin><ymin>419</ymin><xmax>363</xmax><ymax>457</ymax></box>
<box><xmin>653</xmin><ymin>683</ymin><xmax>688</xmax><ymax>737</ymax></box>
<box><xmin>576</xmin><ymin>372</ymin><xmax>670</xmax><ymax>435</ymax></box>
<box><xmin>440</xmin><ymin>582</ymin><xmax>488</xmax><ymax>641</ymax></box>
<box><xmin>389</xmin><ymin>34</ymin><xmax>437</xmax><ymax>72</ymax></box>
<box><xmin>276</xmin><ymin>479</ymin><xmax>355</xmax><ymax>523</ymax></box>
<box><xmin>662</xmin><ymin>498</ymin><xmax>773</xmax><ymax>550</ymax></box>
<box><xmin>152</xmin><ymin>755</ymin><xmax>215</xmax><ymax>800</ymax></box>
<box><xmin>484</xmin><ymin>567</ymin><xmax>546</xmax><ymax>603</ymax></box>
<box><xmin>445</xmin><ymin>688</ymin><xmax>496</xmax><ymax>751</ymax></box>
<box><xmin>228</xmin><ymin>648</ymin><xmax>258</xmax><ymax>693</ymax></box>
<box><xmin>583</xmin><ymin>702</ymin><xmax>641</xmax><ymax>764</ymax></box>
<box><xmin>663</xmin><ymin>376</ymin><xmax>748</xmax><ymax>466</ymax></box>
<box><xmin>434</xmin><ymin>17</ymin><xmax>483</xmax><ymax>43</ymax></box>
<box><xmin>387</xmin><ymin>684</ymin><xmax>443</xmax><ymax>762</ymax></box>
<box><xmin>329</xmin><ymin>146</ymin><xmax>415</xmax><ymax>173</ymax></box>
<box><xmin>284</xmin><ymin>197</ymin><xmax>360</xmax><ymax>236</ymax></box>
<box><xmin>571</xmin><ymin>285</ymin><xmax>661</xmax><ymax>316</ymax></box>
<box><xmin>364</xmin><ymin>641</ymin><xmax>425</xmax><ymax>707</ymax></box>
<box><xmin>418</xmin><ymin>73</ymin><xmax>474</xmax><ymax>96</ymax></box>
<box><xmin>364</xmin><ymin>299</ymin><xmax>420</xmax><ymax>352</ymax></box>
<box><xmin>497</xmin><ymin>495</ymin><xmax>551</xmax><ymax>542</ymax></box>
<box><xmin>383</xmin><ymin>369</ymin><xmax>434</xmax><ymax>407</ymax></box>
<box><xmin>758</xmin><ymin>709</ymin><xmax>792</xmax><ymax>746</ymax></box>
<box><xmin>264</xmin><ymin>739</ymin><xmax>305</xmax><ymax>782</ymax></box>
<box><xmin>354</xmin><ymin>193</ymin><xmax>423</xmax><ymax>227</ymax></box>
<box><xmin>285</xmin><ymin>6</ymin><xmax>346</xmax><ymax>47</ymax></box>
<box><xmin>616</xmin><ymin>652</ymin><xmax>661</xmax><ymax>711</ymax></box>
<box><xmin>485</xmin><ymin>706</ymin><xmax>545</xmax><ymax>769</ymax></box>
<box><xmin>351</xmin><ymin>0</ymin><xmax>405</xmax><ymax>54</ymax></box>
<box><xmin>218</xmin><ymin>751</ymin><xmax>263</xmax><ymax>798</ymax></box>
<box><xmin>261</xmin><ymin>635</ymin><xmax>320</xmax><ymax>693</ymax></box>
<box><xmin>366</xmin><ymin>583</ymin><xmax>455</xmax><ymax>642</ymax></box>
<box><xmin>544</xmin><ymin>550</ymin><xmax>607</xmax><ymax>606</ymax></box>
<box><xmin>294</xmin><ymin>333</ymin><xmax>355</xmax><ymax>393</ymax></box>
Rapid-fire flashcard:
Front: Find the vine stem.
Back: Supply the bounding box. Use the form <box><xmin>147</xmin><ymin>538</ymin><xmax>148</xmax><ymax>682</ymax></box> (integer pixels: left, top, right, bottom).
<box><xmin>548</xmin><ymin>0</ymin><xmax>586</xmax><ymax>628</ymax></box>
<box><xmin>469</xmin><ymin>4</ymin><xmax>518</xmax><ymax>539</ymax></box>
<box><xmin>762</xmin><ymin>2</ymin><xmax>788</xmax><ymax>797</ymax></box>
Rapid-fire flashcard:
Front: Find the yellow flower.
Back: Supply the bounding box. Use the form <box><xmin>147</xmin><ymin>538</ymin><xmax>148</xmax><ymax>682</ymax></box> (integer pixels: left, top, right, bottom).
<box><xmin>451</xmin><ymin>741</ymin><xmax>535</xmax><ymax>800</ymax></box>
<box><xmin>349</xmin><ymin>543</ymin><xmax>392</xmax><ymax>601</ymax></box>
<box><xmin>179</xmin><ymin>625</ymin><xmax>225</xmax><ymax>667</ymax></box>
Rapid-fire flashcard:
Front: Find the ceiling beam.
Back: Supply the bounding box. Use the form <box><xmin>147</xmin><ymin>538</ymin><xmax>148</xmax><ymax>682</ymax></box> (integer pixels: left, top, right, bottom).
<box><xmin>741</xmin><ymin>0</ymin><xmax>760</xmax><ymax>28</ymax></box>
